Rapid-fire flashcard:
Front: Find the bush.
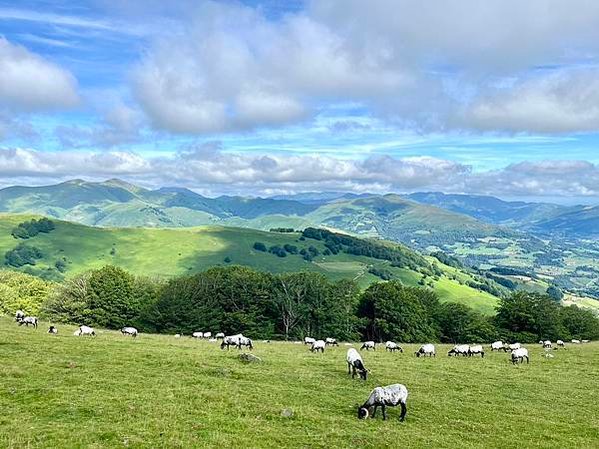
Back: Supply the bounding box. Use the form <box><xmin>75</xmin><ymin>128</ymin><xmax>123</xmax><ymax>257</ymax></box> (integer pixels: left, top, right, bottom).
<box><xmin>11</xmin><ymin>218</ymin><xmax>55</xmax><ymax>239</ymax></box>
<box><xmin>253</xmin><ymin>242</ymin><xmax>267</xmax><ymax>252</ymax></box>
<box><xmin>5</xmin><ymin>244</ymin><xmax>44</xmax><ymax>267</ymax></box>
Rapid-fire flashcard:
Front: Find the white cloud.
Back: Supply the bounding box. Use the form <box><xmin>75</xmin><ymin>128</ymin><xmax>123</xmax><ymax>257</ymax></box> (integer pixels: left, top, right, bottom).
<box><xmin>0</xmin><ymin>37</ymin><xmax>79</xmax><ymax>111</ymax></box>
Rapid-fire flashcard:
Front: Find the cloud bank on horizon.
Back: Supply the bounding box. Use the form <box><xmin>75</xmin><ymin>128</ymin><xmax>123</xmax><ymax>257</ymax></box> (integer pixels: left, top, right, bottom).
<box><xmin>2</xmin><ymin>0</ymin><xmax>599</xmax><ymax>202</ymax></box>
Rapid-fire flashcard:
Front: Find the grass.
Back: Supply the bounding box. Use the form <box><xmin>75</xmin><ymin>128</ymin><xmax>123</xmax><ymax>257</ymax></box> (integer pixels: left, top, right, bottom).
<box><xmin>0</xmin><ymin>214</ymin><xmax>500</xmax><ymax>314</ymax></box>
<box><xmin>1</xmin><ymin>317</ymin><xmax>598</xmax><ymax>448</ymax></box>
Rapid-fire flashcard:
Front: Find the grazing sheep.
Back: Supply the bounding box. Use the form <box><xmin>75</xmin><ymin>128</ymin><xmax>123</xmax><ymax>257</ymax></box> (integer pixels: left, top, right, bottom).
<box><xmin>192</xmin><ymin>332</ymin><xmax>203</xmax><ymax>339</ymax></box>
<box><xmin>203</xmin><ymin>332</ymin><xmax>212</xmax><ymax>339</ymax></box>
<box><xmin>571</xmin><ymin>339</ymin><xmax>581</xmax><ymax>344</ymax></box>
<box><xmin>174</xmin><ymin>334</ymin><xmax>181</xmax><ymax>338</ymax></box>
<box><xmin>414</xmin><ymin>344</ymin><xmax>435</xmax><ymax>357</ymax></box>
<box><xmin>508</xmin><ymin>343</ymin><xmax>521</xmax><ymax>351</ymax></box>
<box><xmin>468</xmin><ymin>345</ymin><xmax>485</xmax><ymax>357</ymax></box>
<box><xmin>311</xmin><ymin>339</ymin><xmax>326</xmax><ymax>353</ymax></box>
<box><xmin>74</xmin><ymin>325</ymin><xmax>95</xmax><ymax>337</ymax></box>
<box><xmin>358</xmin><ymin>384</ymin><xmax>408</xmax><ymax>422</ymax></box>
<box><xmin>304</xmin><ymin>337</ymin><xmax>316</xmax><ymax>345</ymax></box>
<box><xmin>121</xmin><ymin>327</ymin><xmax>138</xmax><ymax>338</ymax></box>
<box><xmin>221</xmin><ymin>334</ymin><xmax>253</xmax><ymax>350</ymax></box>
<box><xmin>491</xmin><ymin>341</ymin><xmax>504</xmax><ymax>351</ymax></box>
<box><xmin>18</xmin><ymin>316</ymin><xmax>38</xmax><ymax>328</ymax></box>
<box><xmin>360</xmin><ymin>341</ymin><xmax>376</xmax><ymax>351</ymax></box>
<box><xmin>556</xmin><ymin>340</ymin><xmax>565</xmax><ymax>348</ymax></box>
<box><xmin>347</xmin><ymin>348</ymin><xmax>368</xmax><ymax>380</ymax></box>
<box><xmin>48</xmin><ymin>326</ymin><xmax>58</xmax><ymax>334</ymax></box>
<box><xmin>215</xmin><ymin>332</ymin><xmax>225</xmax><ymax>339</ymax></box>
<box><xmin>385</xmin><ymin>341</ymin><xmax>403</xmax><ymax>353</ymax></box>
<box><xmin>543</xmin><ymin>340</ymin><xmax>552</xmax><ymax>349</ymax></box>
<box><xmin>511</xmin><ymin>347</ymin><xmax>529</xmax><ymax>364</ymax></box>
<box><xmin>448</xmin><ymin>344</ymin><xmax>470</xmax><ymax>357</ymax></box>
<box><xmin>582</xmin><ymin>339</ymin><xmax>590</xmax><ymax>344</ymax></box>
<box><xmin>15</xmin><ymin>310</ymin><xmax>25</xmax><ymax>322</ymax></box>
<box><xmin>325</xmin><ymin>337</ymin><xmax>339</xmax><ymax>346</ymax></box>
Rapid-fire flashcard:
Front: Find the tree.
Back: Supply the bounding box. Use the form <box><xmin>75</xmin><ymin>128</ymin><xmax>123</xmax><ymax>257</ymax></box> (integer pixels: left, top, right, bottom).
<box><xmin>436</xmin><ymin>302</ymin><xmax>497</xmax><ymax>343</ymax></box>
<box><xmin>560</xmin><ymin>306</ymin><xmax>599</xmax><ymax>340</ymax></box>
<box><xmin>0</xmin><ymin>270</ymin><xmax>54</xmax><ymax>315</ymax></box>
<box><xmin>87</xmin><ymin>265</ymin><xmax>137</xmax><ymax>329</ymax></box>
<box><xmin>546</xmin><ymin>285</ymin><xmax>564</xmax><ymax>302</ymax></box>
<box><xmin>253</xmin><ymin>242</ymin><xmax>267</xmax><ymax>252</ymax></box>
<box><xmin>358</xmin><ymin>281</ymin><xmax>439</xmax><ymax>342</ymax></box>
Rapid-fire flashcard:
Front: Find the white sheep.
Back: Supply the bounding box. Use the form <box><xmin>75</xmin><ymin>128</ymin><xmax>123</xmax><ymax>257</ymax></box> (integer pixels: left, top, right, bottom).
<box><xmin>311</xmin><ymin>339</ymin><xmax>326</xmax><ymax>353</ymax></box>
<box><xmin>48</xmin><ymin>326</ymin><xmax>58</xmax><ymax>334</ymax></box>
<box><xmin>74</xmin><ymin>325</ymin><xmax>95</xmax><ymax>337</ymax></box>
<box><xmin>18</xmin><ymin>316</ymin><xmax>38</xmax><ymax>328</ymax></box>
<box><xmin>203</xmin><ymin>332</ymin><xmax>212</xmax><ymax>339</ymax></box>
<box><xmin>358</xmin><ymin>384</ymin><xmax>408</xmax><ymax>421</ymax></box>
<box><xmin>192</xmin><ymin>332</ymin><xmax>203</xmax><ymax>339</ymax></box>
<box><xmin>174</xmin><ymin>334</ymin><xmax>181</xmax><ymax>338</ymax></box>
<box><xmin>385</xmin><ymin>341</ymin><xmax>403</xmax><ymax>353</ymax></box>
<box><xmin>491</xmin><ymin>341</ymin><xmax>503</xmax><ymax>351</ymax></box>
<box><xmin>360</xmin><ymin>341</ymin><xmax>376</xmax><ymax>351</ymax></box>
<box><xmin>347</xmin><ymin>348</ymin><xmax>368</xmax><ymax>380</ymax></box>
<box><xmin>15</xmin><ymin>310</ymin><xmax>25</xmax><ymax>322</ymax></box>
<box><xmin>121</xmin><ymin>327</ymin><xmax>138</xmax><ymax>338</ymax></box>
<box><xmin>556</xmin><ymin>340</ymin><xmax>565</xmax><ymax>348</ymax></box>
<box><xmin>511</xmin><ymin>347</ymin><xmax>529</xmax><ymax>364</ymax></box>
<box><xmin>304</xmin><ymin>337</ymin><xmax>316</xmax><ymax>345</ymax></box>
<box><xmin>508</xmin><ymin>343</ymin><xmax>521</xmax><ymax>351</ymax></box>
<box><xmin>582</xmin><ymin>339</ymin><xmax>590</xmax><ymax>343</ymax></box>
<box><xmin>221</xmin><ymin>334</ymin><xmax>253</xmax><ymax>350</ymax></box>
<box><xmin>325</xmin><ymin>337</ymin><xmax>339</xmax><ymax>346</ymax></box>
<box><xmin>447</xmin><ymin>344</ymin><xmax>470</xmax><ymax>356</ymax></box>
<box><xmin>414</xmin><ymin>344</ymin><xmax>435</xmax><ymax>357</ymax></box>
<box><xmin>543</xmin><ymin>340</ymin><xmax>552</xmax><ymax>349</ymax></box>
<box><xmin>215</xmin><ymin>332</ymin><xmax>225</xmax><ymax>339</ymax></box>
<box><xmin>571</xmin><ymin>339</ymin><xmax>581</xmax><ymax>344</ymax></box>
<box><xmin>468</xmin><ymin>345</ymin><xmax>484</xmax><ymax>357</ymax></box>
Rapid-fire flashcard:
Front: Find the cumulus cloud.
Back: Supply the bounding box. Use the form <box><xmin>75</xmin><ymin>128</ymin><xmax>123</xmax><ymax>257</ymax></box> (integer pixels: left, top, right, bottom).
<box><xmin>0</xmin><ymin>37</ymin><xmax>79</xmax><ymax>111</ymax></box>
<box><xmin>129</xmin><ymin>0</ymin><xmax>599</xmax><ymax>134</ymax></box>
<box><xmin>2</xmin><ymin>145</ymin><xmax>599</xmax><ymax>200</ymax></box>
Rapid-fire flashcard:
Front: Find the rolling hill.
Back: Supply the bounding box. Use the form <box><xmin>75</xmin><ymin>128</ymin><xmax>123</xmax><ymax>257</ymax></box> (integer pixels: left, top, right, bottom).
<box><xmin>0</xmin><ymin>214</ymin><xmax>500</xmax><ymax>314</ymax></box>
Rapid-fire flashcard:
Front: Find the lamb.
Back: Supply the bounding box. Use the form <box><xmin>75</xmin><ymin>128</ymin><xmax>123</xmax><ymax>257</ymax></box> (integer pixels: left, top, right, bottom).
<box><xmin>491</xmin><ymin>341</ymin><xmax>504</xmax><ymax>351</ymax></box>
<box><xmin>48</xmin><ymin>326</ymin><xmax>58</xmax><ymax>334</ymax></box>
<box><xmin>447</xmin><ymin>344</ymin><xmax>470</xmax><ymax>357</ymax></box>
<box><xmin>347</xmin><ymin>348</ymin><xmax>368</xmax><ymax>380</ymax></box>
<box><xmin>311</xmin><ymin>339</ymin><xmax>326</xmax><ymax>353</ymax></box>
<box><xmin>325</xmin><ymin>337</ymin><xmax>339</xmax><ymax>346</ymax></box>
<box><xmin>511</xmin><ymin>347</ymin><xmax>529</xmax><ymax>364</ymax></box>
<box><xmin>304</xmin><ymin>337</ymin><xmax>316</xmax><ymax>345</ymax></box>
<box><xmin>74</xmin><ymin>325</ymin><xmax>95</xmax><ymax>337</ymax></box>
<box><xmin>360</xmin><ymin>341</ymin><xmax>376</xmax><ymax>351</ymax></box>
<box><xmin>358</xmin><ymin>384</ymin><xmax>408</xmax><ymax>422</ymax></box>
<box><xmin>414</xmin><ymin>344</ymin><xmax>435</xmax><ymax>357</ymax></box>
<box><xmin>215</xmin><ymin>332</ymin><xmax>225</xmax><ymax>339</ymax></box>
<box><xmin>385</xmin><ymin>341</ymin><xmax>403</xmax><ymax>353</ymax></box>
<box><xmin>18</xmin><ymin>316</ymin><xmax>38</xmax><ymax>328</ymax></box>
<box><xmin>468</xmin><ymin>345</ymin><xmax>485</xmax><ymax>357</ymax></box>
<box><xmin>121</xmin><ymin>327</ymin><xmax>138</xmax><ymax>338</ymax></box>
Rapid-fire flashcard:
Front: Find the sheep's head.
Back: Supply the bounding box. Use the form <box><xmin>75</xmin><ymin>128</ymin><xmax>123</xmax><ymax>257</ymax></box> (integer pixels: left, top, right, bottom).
<box><xmin>359</xmin><ymin>369</ymin><xmax>368</xmax><ymax>381</ymax></box>
<box><xmin>358</xmin><ymin>407</ymin><xmax>369</xmax><ymax>419</ymax></box>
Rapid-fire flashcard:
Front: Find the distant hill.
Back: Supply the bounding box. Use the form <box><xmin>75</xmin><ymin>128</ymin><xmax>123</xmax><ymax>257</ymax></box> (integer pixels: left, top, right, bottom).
<box><xmin>0</xmin><ymin>214</ymin><xmax>501</xmax><ymax>314</ymax></box>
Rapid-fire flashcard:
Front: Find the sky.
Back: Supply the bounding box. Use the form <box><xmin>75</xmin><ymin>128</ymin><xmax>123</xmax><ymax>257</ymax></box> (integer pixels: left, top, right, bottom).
<box><xmin>2</xmin><ymin>0</ymin><xmax>599</xmax><ymax>202</ymax></box>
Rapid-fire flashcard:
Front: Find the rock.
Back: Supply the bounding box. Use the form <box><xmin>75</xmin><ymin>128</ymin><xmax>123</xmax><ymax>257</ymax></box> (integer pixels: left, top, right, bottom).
<box><xmin>280</xmin><ymin>408</ymin><xmax>293</xmax><ymax>418</ymax></box>
<box><xmin>238</xmin><ymin>353</ymin><xmax>262</xmax><ymax>364</ymax></box>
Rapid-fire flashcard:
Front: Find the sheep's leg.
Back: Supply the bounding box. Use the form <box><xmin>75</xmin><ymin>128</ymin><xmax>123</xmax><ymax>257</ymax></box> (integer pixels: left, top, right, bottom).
<box><xmin>399</xmin><ymin>402</ymin><xmax>407</xmax><ymax>422</ymax></box>
<box><xmin>525</xmin><ymin>355</ymin><xmax>529</xmax><ymax>364</ymax></box>
<box><xmin>372</xmin><ymin>405</ymin><xmax>378</xmax><ymax>418</ymax></box>
<box><xmin>381</xmin><ymin>405</ymin><xmax>387</xmax><ymax>420</ymax></box>
<box><xmin>347</xmin><ymin>362</ymin><xmax>351</xmax><ymax>375</ymax></box>
<box><xmin>351</xmin><ymin>366</ymin><xmax>356</xmax><ymax>379</ymax></box>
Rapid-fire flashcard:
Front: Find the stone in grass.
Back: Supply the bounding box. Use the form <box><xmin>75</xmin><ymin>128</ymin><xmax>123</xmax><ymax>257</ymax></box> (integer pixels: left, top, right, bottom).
<box><xmin>238</xmin><ymin>353</ymin><xmax>262</xmax><ymax>364</ymax></box>
<box><xmin>280</xmin><ymin>408</ymin><xmax>294</xmax><ymax>418</ymax></box>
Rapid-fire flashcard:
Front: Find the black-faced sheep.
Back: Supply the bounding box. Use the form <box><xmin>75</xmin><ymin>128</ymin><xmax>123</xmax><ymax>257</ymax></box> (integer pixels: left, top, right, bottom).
<box><xmin>325</xmin><ymin>337</ymin><xmax>339</xmax><ymax>346</ymax></box>
<box><xmin>18</xmin><ymin>316</ymin><xmax>38</xmax><ymax>328</ymax></box>
<box><xmin>414</xmin><ymin>344</ymin><xmax>435</xmax><ymax>357</ymax></box>
<box><xmin>311</xmin><ymin>340</ymin><xmax>326</xmax><ymax>353</ymax></box>
<box><xmin>48</xmin><ymin>326</ymin><xmax>58</xmax><ymax>334</ymax></box>
<box><xmin>121</xmin><ymin>327</ymin><xmax>138</xmax><ymax>338</ymax></box>
<box><xmin>447</xmin><ymin>344</ymin><xmax>469</xmax><ymax>356</ymax></box>
<box><xmin>511</xmin><ymin>347</ymin><xmax>529</xmax><ymax>364</ymax></box>
<box><xmin>347</xmin><ymin>348</ymin><xmax>368</xmax><ymax>380</ymax></box>
<box><xmin>360</xmin><ymin>341</ymin><xmax>376</xmax><ymax>351</ymax></box>
<box><xmin>74</xmin><ymin>325</ymin><xmax>95</xmax><ymax>337</ymax></box>
<box><xmin>358</xmin><ymin>384</ymin><xmax>408</xmax><ymax>421</ymax></box>
<box><xmin>468</xmin><ymin>345</ymin><xmax>484</xmax><ymax>357</ymax></box>
<box><xmin>385</xmin><ymin>341</ymin><xmax>403</xmax><ymax>352</ymax></box>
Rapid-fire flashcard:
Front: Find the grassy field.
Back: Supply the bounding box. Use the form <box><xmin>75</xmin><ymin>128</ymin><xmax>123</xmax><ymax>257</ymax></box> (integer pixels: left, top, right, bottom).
<box><xmin>1</xmin><ymin>318</ymin><xmax>598</xmax><ymax>448</ymax></box>
<box><xmin>0</xmin><ymin>214</ymin><xmax>500</xmax><ymax>314</ymax></box>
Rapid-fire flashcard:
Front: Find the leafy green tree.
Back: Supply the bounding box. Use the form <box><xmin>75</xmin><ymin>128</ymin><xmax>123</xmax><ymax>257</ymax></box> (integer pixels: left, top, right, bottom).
<box><xmin>87</xmin><ymin>265</ymin><xmax>137</xmax><ymax>328</ymax></box>
<box><xmin>0</xmin><ymin>270</ymin><xmax>55</xmax><ymax>315</ymax></box>
<box><xmin>546</xmin><ymin>285</ymin><xmax>564</xmax><ymax>301</ymax></box>
<box><xmin>435</xmin><ymin>302</ymin><xmax>497</xmax><ymax>343</ymax></box>
<box><xmin>42</xmin><ymin>272</ymin><xmax>91</xmax><ymax>323</ymax></box>
<box><xmin>560</xmin><ymin>306</ymin><xmax>599</xmax><ymax>340</ymax></box>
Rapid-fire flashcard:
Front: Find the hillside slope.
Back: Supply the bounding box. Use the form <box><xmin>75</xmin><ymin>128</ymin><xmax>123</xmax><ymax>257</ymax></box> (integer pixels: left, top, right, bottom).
<box><xmin>0</xmin><ymin>214</ymin><xmax>500</xmax><ymax>314</ymax></box>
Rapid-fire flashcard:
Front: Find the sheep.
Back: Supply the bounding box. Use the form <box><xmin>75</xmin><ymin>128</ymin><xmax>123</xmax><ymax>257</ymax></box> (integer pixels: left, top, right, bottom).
<box><xmin>542</xmin><ymin>340</ymin><xmax>552</xmax><ymax>349</ymax></box>
<box><xmin>311</xmin><ymin>339</ymin><xmax>326</xmax><ymax>353</ymax></box>
<box><xmin>511</xmin><ymin>347</ymin><xmax>529</xmax><ymax>364</ymax></box>
<box><xmin>15</xmin><ymin>310</ymin><xmax>25</xmax><ymax>322</ymax></box>
<box><xmin>414</xmin><ymin>344</ymin><xmax>435</xmax><ymax>357</ymax></box>
<box><xmin>215</xmin><ymin>332</ymin><xmax>225</xmax><ymax>339</ymax></box>
<box><xmin>48</xmin><ymin>325</ymin><xmax>58</xmax><ymax>334</ymax></box>
<box><xmin>468</xmin><ymin>345</ymin><xmax>485</xmax><ymax>357</ymax></box>
<box><xmin>556</xmin><ymin>339</ymin><xmax>565</xmax><ymax>348</ymax></box>
<box><xmin>347</xmin><ymin>348</ymin><xmax>368</xmax><ymax>380</ymax></box>
<box><xmin>74</xmin><ymin>325</ymin><xmax>95</xmax><ymax>337</ymax></box>
<box><xmin>448</xmin><ymin>344</ymin><xmax>470</xmax><ymax>357</ymax></box>
<box><xmin>174</xmin><ymin>334</ymin><xmax>181</xmax><ymax>338</ymax></box>
<box><xmin>18</xmin><ymin>316</ymin><xmax>38</xmax><ymax>328</ymax></box>
<box><xmin>325</xmin><ymin>337</ymin><xmax>339</xmax><ymax>347</ymax></box>
<box><xmin>304</xmin><ymin>337</ymin><xmax>316</xmax><ymax>345</ymax></box>
<box><xmin>121</xmin><ymin>327</ymin><xmax>138</xmax><ymax>338</ymax></box>
<box><xmin>221</xmin><ymin>334</ymin><xmax>253</xmax><ymax>350</ymax></box>
<box><xmin>582</xmin><ymin>339</ymin><xmax>590</xmax><ymax>344</ymax></box>
<box><xmin>491</xmin><ymin>341</ymin><xmax>504</xmax><ymax>351</ymax></box>
<box><xmin>571</xmin><ymin>339</ymin><xmax>581</xmax><ymax>344</ymax></box>
<box><xmin>508</xmin><ymin>343</ymin><xmax>521</xmax><ymax>351</ymax></box>
<box><xmin>192</xmin><ymin>332</ymin><xmax>203</xmax><ymax>339</ymax></box>
<box><xmin>385</xmin><ymin>341</ymin><xmax>403</xmax><ymax>353</ymax></box>
<box><xmin>358</xmin><ymin>384</ymin><xmax>408</xmax><ymax>422</ymax></box>
<box><xmin>203</xmin><ymin>332</ymin><xmax>212</xmax><ymax>339</ymax></box>
<box><xmin>360</xmin><ymin>341</ymin><xmax>376</xmax><ymax>351</ymax></box>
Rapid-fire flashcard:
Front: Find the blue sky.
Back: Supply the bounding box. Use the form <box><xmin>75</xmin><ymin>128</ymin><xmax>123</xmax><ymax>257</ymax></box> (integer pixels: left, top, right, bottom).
<box><xmin>2</xmin><ymin>0</ymin><xmax>599</xmax><ymax>202</ymax></box>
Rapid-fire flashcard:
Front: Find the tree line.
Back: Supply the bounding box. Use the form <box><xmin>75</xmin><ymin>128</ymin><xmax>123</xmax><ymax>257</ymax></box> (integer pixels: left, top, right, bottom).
<box><xmin>1</xmin><ymin>264</ymin><xmax>593</xmax><ymax>343</ymax></box>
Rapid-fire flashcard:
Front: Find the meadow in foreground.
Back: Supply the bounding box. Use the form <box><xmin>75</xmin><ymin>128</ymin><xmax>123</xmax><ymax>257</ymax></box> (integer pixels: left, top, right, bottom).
<box><xmin>1</xmin><ymin>318</ymin><xmax>598</xmax><ymax>449</ymax></box>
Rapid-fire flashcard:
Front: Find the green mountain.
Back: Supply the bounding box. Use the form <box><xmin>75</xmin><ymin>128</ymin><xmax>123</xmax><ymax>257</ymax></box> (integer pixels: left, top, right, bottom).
<box><xmin>0</xmin><ymin>214</ymin><xmax>504</xmax><ymax>314</ymax></box>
